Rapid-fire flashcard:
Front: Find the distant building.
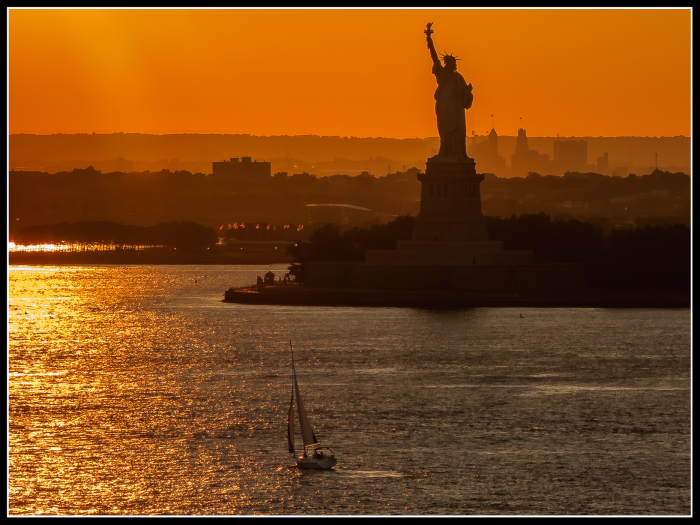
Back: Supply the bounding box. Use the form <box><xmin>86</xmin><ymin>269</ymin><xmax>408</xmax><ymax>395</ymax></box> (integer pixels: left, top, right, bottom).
<box><xmin>612</xmin><ymin>166</ymin><xmax>628</xmax><ymax>178</ymax></box>
<box><xmin>212</xmin><ymin>156</ymin><xmax>271</xmax><ymax>180</ymax></box>
<box><xmin>469</xmin><ymin>128</ymin><xmax>507</xmax><ymax>175</ymax></box>
<box><xmin>596</xmin><ymin>153</ymin><xmax>609</xmax><ymax>175</ymax></box>
<box><xmin>511</xmin><ymin>128</ymin><xmax>552</xmax><ymax>177</ymax></box>
<box><xmin>553</xmin><ymin>140</ymin><xmax>588</xmax><ymax>173</ymax></box>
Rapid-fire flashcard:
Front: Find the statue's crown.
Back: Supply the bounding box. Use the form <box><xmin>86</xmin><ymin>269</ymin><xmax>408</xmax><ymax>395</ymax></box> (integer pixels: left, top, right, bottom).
<box><xmin>440</xmin><ymin>52</ymin><xmax>460</xmax><ymax>62</ymax></box>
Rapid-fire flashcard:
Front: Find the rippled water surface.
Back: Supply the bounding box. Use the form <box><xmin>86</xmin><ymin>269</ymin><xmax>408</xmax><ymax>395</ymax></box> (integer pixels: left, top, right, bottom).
<box><xmin>8</xmin><ymin>265</ymin><xmax>691</xmax><ymax>515</ymax></box>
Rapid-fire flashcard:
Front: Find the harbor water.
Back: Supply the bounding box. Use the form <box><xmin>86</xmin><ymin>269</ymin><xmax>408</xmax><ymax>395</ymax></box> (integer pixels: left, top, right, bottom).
<box><xmin>8</xmin><ymin>265</ymin><xmax>691</xmax><ymax>515</ymax></box>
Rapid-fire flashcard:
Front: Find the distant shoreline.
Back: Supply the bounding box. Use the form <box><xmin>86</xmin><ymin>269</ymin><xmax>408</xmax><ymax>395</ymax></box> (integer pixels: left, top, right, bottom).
<box><xmin>8</xmin><ymin>250</ymin><xmax>289</xmax><ymax>266</ymax></box>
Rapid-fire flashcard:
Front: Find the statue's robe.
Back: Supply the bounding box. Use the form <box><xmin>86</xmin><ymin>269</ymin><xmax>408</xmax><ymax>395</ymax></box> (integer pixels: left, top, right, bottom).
<box><xmin>433</xmin><ymin>63</ymin><xmax>473</xmax><ymax>158</ymax></box>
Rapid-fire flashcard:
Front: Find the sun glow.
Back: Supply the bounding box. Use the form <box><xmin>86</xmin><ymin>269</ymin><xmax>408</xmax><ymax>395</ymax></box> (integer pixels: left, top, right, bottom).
<box><xmin>8</xmin><ymin>8</ymin><xmax>691</xmax><ymax>138</ymax></box>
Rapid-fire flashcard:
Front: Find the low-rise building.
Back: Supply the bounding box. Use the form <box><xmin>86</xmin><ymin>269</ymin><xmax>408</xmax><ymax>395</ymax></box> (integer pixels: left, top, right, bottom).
<box><xmin>212</xmin><ymin>156</ymin><xmax>271</xmax><ymax>181</ymax></box>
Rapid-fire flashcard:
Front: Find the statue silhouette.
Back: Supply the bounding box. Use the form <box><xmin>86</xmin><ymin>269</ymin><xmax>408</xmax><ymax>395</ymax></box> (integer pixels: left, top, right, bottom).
<box><xmin>425</xmin><ymin>23</ymin><xmax>473</xmax><ymax>161</ymax></box>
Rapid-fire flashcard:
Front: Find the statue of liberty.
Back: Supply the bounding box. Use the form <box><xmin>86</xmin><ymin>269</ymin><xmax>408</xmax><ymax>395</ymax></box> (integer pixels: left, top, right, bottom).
<box><xmin>425</xmin><ymin>23</ymin><xmax>473</xmax><ymax>161</ymax></box>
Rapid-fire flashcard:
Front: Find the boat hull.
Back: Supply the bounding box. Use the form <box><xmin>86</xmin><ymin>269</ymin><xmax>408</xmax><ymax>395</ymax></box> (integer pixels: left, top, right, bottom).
<box><xmin>295</xmin><ymin>455</ymin><xmax>338</xmax><ymax>469</ymax></box>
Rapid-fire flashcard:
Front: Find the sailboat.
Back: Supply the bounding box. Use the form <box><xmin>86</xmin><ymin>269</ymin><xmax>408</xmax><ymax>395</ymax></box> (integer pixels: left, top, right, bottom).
<box><xmin>287</xmin><ymin>341</ymin><xmax>338</xmax><ymax>469</ymax></box>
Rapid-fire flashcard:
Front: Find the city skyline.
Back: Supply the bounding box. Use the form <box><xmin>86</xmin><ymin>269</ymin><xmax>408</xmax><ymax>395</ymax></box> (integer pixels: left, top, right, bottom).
<box><xmin>9</xmin><ymin>8</ymin><xmax>691</xmax><ymax>138</ymax></box>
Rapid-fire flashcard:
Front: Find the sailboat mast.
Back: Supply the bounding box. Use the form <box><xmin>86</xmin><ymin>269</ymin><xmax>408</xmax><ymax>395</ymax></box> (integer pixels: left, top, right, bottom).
<box><xmin>287</xmin><ymin>341</ymin><xmax>296</xmax><ymax>455</ymax></box>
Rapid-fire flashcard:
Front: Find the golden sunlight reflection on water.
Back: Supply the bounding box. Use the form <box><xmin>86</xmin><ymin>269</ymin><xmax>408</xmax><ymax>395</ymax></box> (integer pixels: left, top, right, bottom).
<box><xmin>8</xmin><ymin>265</ymin><xmax>691</xmax><ymax>515</ymax></box>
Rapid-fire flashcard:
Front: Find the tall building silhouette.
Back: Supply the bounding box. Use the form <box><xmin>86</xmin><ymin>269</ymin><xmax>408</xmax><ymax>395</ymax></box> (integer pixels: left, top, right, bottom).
<box><xmin>553</xmin><ymin>140</ymin><xmax>588</xmax><ymax>173</ymax></box>
<box><xmin>510</xmin><ymin>128</ymin><xmax>551</xmax><ymax>177</ymax></box>
<box><xmin>596</xmin><ymin>152</ymin><xmax>609</xmax><ymax>175</ymax></box>
<box><xmin>469</xmin><ymin>128</ymin><xmax>507</xmax><ymax>175</ymax></box>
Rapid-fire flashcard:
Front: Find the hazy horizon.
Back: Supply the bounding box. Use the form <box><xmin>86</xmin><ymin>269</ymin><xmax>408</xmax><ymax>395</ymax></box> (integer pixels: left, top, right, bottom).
<box><xmin>8</xmin><ymin>131</ymin><xmax>692</xmax><ymax>139</ymax></box>
<box><xmin>9</xmin><ymin>133</ymin><xmax>690</xmax><ymax>178</ymax></box>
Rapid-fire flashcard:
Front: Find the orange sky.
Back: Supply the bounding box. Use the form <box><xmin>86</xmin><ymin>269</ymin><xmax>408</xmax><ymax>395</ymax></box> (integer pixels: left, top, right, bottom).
<box><xmin>8</xmin><ymin>8</ymin><xmax>691</xmax><ymax>138</ymax></box>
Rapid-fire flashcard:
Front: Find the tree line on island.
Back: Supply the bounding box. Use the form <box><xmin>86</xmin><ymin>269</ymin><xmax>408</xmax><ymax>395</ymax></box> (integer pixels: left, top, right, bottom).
<box><xmin>286</xmin><ymin>213</ymin><xmax>689</xmax><ymax>293</ymax></box>
<box><xmin>9</xmin><ymin>166</ymin><xmax>690</xmax><ymax>239</ymax></box>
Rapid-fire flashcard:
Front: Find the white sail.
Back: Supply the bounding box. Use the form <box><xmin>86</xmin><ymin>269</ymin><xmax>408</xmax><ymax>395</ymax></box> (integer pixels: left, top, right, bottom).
<box><xmin>294</xmin><ymin>371</ymin><xmax>319</xmax><ymax>447</ymax></box>
<box><xmin>291</xmin><ymin>343</ymin><xmax>318</xmax><ymax>448</ymax></box>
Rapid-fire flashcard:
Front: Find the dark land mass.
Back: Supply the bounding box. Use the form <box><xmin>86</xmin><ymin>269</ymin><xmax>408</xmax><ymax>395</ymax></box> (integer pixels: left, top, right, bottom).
<box><xmin>10</xmin><ymin>214</ymin><xmax>689</xmax><ymax>308</ymax></box>
<box><xmin>11</xmin><ymin>214</ymin><xmax>690</xmax><ymax>293</ymax></box>
<box><xmin>223</xmin><ymin>214</ymin><xmax>688</xmax><ymax>308</ymax></box>
<box><xmin>286</xmin><ymin>216</ymin><xmax>689</xmax><ymax>289</ymax></box>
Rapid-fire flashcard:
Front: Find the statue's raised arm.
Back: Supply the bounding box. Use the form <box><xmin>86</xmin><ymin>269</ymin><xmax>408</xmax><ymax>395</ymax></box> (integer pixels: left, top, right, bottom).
<box><xmin>425</xmin><ymin>22</ymin><xmax>440</xmax><ymax>68</ymax></box>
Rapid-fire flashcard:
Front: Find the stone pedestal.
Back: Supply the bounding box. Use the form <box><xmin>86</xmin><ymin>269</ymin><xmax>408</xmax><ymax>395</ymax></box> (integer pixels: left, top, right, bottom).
<box><xmin>411</xmin><ymin>157</ymin><xmax>488</xmax><ymax>242</ymax></box>
<box><xmin>365</xmin><ymin>157</ymin><xmax>534</xmax><ymax>267</ymax></box>
<box><xmin>365</xmin><ymin>240</ymin><xmax>533</xmax><ymax>266</ymax></box>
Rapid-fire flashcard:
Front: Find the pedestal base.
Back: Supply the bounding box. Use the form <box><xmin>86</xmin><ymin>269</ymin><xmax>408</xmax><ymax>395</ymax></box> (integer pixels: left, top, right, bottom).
<box><xmin>366</xmin><ymin>240</ymin><xmax>533</xmax><ymax>266</ymax></box>
<box><xmin>412</xmin><ymin>158</ymin><xmax>489</xmax><ymax>242</ymax></box>
<box><xmin>304</xmin><ymin>261</ymin><xmax>585</xmax><ymax>293</ymax></box>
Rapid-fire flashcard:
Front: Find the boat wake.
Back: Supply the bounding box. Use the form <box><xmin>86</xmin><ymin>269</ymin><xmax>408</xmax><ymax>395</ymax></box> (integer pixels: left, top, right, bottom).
<box><xmin>332</xmin><ymin>470</ymin><xmax>403</xmax><ymax>479</ymax></box>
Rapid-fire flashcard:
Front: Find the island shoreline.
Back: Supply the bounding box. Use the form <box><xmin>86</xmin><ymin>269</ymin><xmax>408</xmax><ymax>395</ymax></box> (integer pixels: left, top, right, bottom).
<box><xmin>223</xmin><ymin>284</ymin><xmax>690</xmax><ymax>309</ymax></box>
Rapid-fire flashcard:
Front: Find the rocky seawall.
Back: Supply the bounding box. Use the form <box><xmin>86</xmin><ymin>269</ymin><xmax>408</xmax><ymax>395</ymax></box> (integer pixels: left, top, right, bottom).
<box><xmin>223</xmin><ymin>284</ymin><xmax>689</xmax><ymax>308</ymax></box>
